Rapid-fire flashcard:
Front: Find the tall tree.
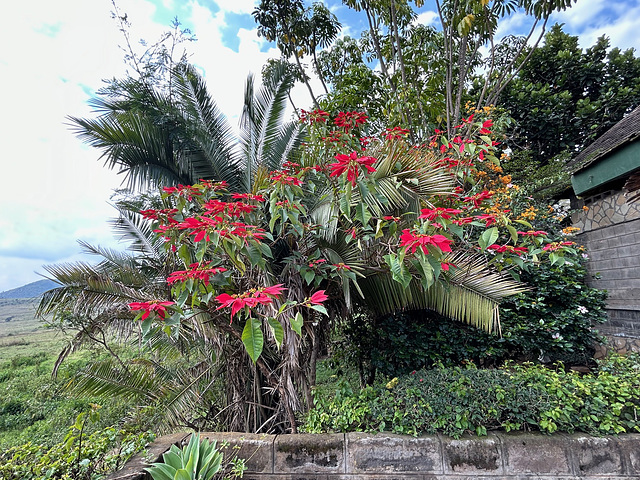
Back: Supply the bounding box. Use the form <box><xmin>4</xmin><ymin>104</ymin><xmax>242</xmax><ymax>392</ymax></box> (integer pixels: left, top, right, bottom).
<box><xmin>496</xmin><ymin>24</ymin><xmax>640</xmax><ymax>194</ymax></box>
<box><xmin>253</xmin><ymin>0</ymin><xmax>341</xmax><ymax>107</ymax></box>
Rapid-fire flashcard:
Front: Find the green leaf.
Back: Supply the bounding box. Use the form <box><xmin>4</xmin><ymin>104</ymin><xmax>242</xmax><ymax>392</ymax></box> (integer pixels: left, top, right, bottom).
<box><xmin>310</xmin><ymin>304</ymin><xmax>328</xmax><ymax>316</ymax></box>
<box><xmin>479</xmin><ymin>227</ymin><xmax>499</xmax><ymax>251</ymax></box>
<box><xmin>269</xmin><ymin>213</ymin><xmax>281</xmax><ymax>232</ymax></box>
<box><xmin>303</xmin><ymin>269</ymin><xmax>316</xmax><ymax>285</ymax></box>
<box><xmin>195</xmin><ymin>241</ymin><xmax>208</xmax><ymax>263</ymax></box>
<box><xmin>447</xmin><ymin>223</ymin><xmax>464</xmax><ymax>240</ymax></box>
<box><xmin>258</xmin><ymin>242</ymin><xmax>273</xmax><ymax>258</ymax></box>
<box><xmin>290</xmin><ymin>312</ymin><xmax>304</xmax><ymax>336</ymax></box>
<box><xmin>514</xmin><ymin>219</ymin><xmax>533</xmax><ymax>229</ymax></box>
<box><xmin>173</xmin><ymin>469</ymin><xmax>192</xmax><ymax>480</ymax></box>
<box><xmin>267</xmin><ymin>317</ymin><xmax>284</xmax><ymax>349</ymax></box>
<box><xmin>355</xmin><ymin>202</ymin><xmax>372</xmax><ymax>226</ymax></box>
<box><xmin>242</xmin><ymin>317</ymin><xmax>264</xmax><ymax>363</ymax></box>
<box><xmin>340</xmin><ymin>188</ymin><xmax>351</xmax><ymax>217</ymax></box>
<box><xmin>384</xmin><ymin>253</ymin><xmax>411</xmax><ymax>289</ymax></box>
<box><xmin>507</xmin><ymin>225</ymin><xmax>519</xmax><ymax>243</ymax></box>
<box><xmin>145</xmin><ymin>463</ymin><xmax>175</xmax><ymax>480</ymax></box>
<box><xmin>245</xmin><ymin>243</ymin><xmax>265</xmax><ymax>268</ymax></box>
<box><xmin>177</xmin><ymin>244</ymin><xmax>191</xmax><ymax>266</ymax></box>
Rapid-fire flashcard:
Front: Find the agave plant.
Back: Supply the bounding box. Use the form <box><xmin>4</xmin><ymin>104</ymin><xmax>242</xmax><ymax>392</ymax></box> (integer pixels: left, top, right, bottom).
<box><xmin>145</xmin><ymin>434</ymin><xmax>226</xmax><ymax>480</ymax></box>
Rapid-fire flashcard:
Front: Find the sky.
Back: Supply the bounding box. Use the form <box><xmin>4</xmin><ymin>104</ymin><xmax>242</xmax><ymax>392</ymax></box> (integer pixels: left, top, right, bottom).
<box><xmin>0</xmin><ymin>0</ymin><xmax>639</xmax><ymax>293</ymax></box>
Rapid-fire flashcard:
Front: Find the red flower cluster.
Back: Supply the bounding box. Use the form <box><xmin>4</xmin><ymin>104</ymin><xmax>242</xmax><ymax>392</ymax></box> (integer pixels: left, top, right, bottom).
<box><xmin>215</xmin><ymin>284</ymin><xmax>286</xmax><ymax>321</ymax></box>
<box><xmin>140</xmin><ymin>208</ymin><xmax>178</xmax><ymax>220</ymax></box>
<box><xmin>384</xmin><ymin>127</ymin><xmax>411</xmax><ymax>140</ymax></box>
<box><xmin>334</xmin><ymin>111</ymin><xmax>368</xmax><ymax>132</ymax></box>
<box><xmin>479</xmin><ymin>119</ymin><xmax>493</xmax><ymax>135</ymax></box>
<box><xmin>308</xmin><ymin>290</ymin><xmax>328</xmax><ymax>305</ymax></box>
<box><xmin>418</xmin><ymin>207</ymin><xmax>462</xmax><ymax>221</ymax></box>
<box><xmin>270</xmin><ymin>171</ymin><xmax>303</xmax><ymax>186</ymax></box>
<box><xmin>543</xmin><ymin>241</ymin><xmax>575</xmax><ymax>252</ymax></box>
<box><xmin>475</xmin><ymin>214</ymin><xmax>497</xmax><ymax>227</ymax></box>
<box><xmin>486</xmin><ymin>244</ymin><xmax>529</xmax><ymax>256</ymax></box>
<box><xmin>300</xmin><ymin>109</ymin><xmax>330</xmax><ymax>123</ymax></box>
<box><xmin>231</xmin><ymin>193</ymin><xmax>266</xmax><ymax>202</ymax></box>
<box><xmin>308</xmin><ymin>258</ymin><xmax>326</xmax><ymax>268</ymax></box>
<box><xmin>399</xmin><ymin>229</ymin><xmax>453</xmax><ymax>255</ymax></box>
<box><xmin>463</xmin><ymin>191</ymin><xmax>493</xmax><ymax>208</ymax></box>
<box><xmin>174</xmin><ymin>216</ymin><xmax>266</xmax><ymax>243</ymax></box>
<box><xmin>203</xmin><ymin>199</ymin><xmax>258</xmax><ymax>217</ymax></box>
<box><xmin>129</xmin><ymin>301</ymin><xmax>175</xmax><ymax>321</ymax></box>
<box><xmin>517</xmin><ymin>230</ymin><xmax>548</xmax><ymax>237</ymax></box>
<box><xmin>328</xmin><ymin>151</ymin><xmax>377</xmax><ymax>187</ymax></box>
<box><xmin>167</xmin><ymin>263</ymin><xmax>227</xmax><ymax>286</ymax></box>
<box><xmin>163</xmin><ymin>184</ymin><xmax>203</xmax><ymax>201</ymax></box>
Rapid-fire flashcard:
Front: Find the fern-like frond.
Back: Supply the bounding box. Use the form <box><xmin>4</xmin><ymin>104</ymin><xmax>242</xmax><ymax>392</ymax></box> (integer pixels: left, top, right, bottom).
<box><xmin>358</xmin><ymin>253</ymin><xmax>526</xmax><ymax>333</ymax></box>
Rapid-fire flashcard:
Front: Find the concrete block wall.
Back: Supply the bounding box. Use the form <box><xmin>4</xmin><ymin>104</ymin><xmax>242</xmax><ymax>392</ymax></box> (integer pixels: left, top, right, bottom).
<box><xmin>109</xmin><ymin>432</ymin><xmax>640</xmax><ymax>480</ymax></box>
<box><xmin>572</xmin><ymin>189</ymin><xmax>640</xmax><ymax>339</ymax></box>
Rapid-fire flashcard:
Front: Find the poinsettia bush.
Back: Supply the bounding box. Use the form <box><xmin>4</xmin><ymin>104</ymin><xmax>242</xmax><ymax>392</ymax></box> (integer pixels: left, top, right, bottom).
<box><xmin>335</xmin><ymin>111</ymin><xmax>607</xmax><ymax>379</ymax></box>
<box><xmin>127</xmin><ymin>110</ymin><xmax>578</xmax><ymax>432</ymax></box>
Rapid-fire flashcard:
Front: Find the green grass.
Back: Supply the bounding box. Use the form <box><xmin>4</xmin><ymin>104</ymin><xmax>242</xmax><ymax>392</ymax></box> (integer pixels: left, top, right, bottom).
<box><xmin>0</xmin><ymin>298</ymin><xmax>66</xmax><ymax>362</ymax></box>
<box><xmin>0</xmin><ymin>299</ymin><xmax>139</xmax><ymax>449</ymax></box>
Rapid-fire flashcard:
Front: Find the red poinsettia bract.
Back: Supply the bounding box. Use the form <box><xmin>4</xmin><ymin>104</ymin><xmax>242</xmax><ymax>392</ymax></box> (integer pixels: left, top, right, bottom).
<box><xmin>399</xmin><ymin>230</ymin><xmax>453</xmax><ymax>255</ymax></box>
<box><xmin>215</xmin><ymin>284</ymin><xmax>286</xmax><ymax>322</ymax></box>
<box><xmin>418</xmin><ymin>207</ymin><xmax>462</xmax><ymax>221</ymax></box>
<box><xmin>129</xmin><ymin>301</ymin><xmax>176</xmax><ymax>321</ymax></box>
<box><xmin>309</xmin><ymin>290</ymin><xmax>328</xmax><ymax>305</ymax></box>
<box><xmin>167</xmin><ymin>263</ymin><xmax>227</xmax><ymax>286</ymax></box>
<box><xmin>328</xmin><ymin>151</ymin><xmax>377</xmax><ymax>187</ymax></box>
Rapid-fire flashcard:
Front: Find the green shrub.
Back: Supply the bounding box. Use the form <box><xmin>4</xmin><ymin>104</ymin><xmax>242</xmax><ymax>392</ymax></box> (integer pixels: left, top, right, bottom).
<box><xmin>302</xmin><ymin>355</ymin><xmax>640</xmax><ymax>438</ymax></box>
<box><xmin>0</xmin><ymin>409</ymin><xmax>154</xmax><ymax>480</ymax></box>
<box><xmin>339</xmin><ymin>251</ymin><xmax>607</xmax><ymax>381</ymax></box>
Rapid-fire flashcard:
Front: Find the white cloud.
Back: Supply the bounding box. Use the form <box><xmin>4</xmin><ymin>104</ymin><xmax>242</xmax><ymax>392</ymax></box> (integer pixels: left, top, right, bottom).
<box><xmin>414</xmin><ymin>10</ymin><xmax>439</xmax><ymax>27</ymax></box>
<box><xmin>214</xmin><ymin>0</ymin><xmax>258</xmax><ymax>15</ymax></box>
<box><xmin>555</xmin><ymin>2</ymin><xmax>640</xmax><ymax>52</ymax></box>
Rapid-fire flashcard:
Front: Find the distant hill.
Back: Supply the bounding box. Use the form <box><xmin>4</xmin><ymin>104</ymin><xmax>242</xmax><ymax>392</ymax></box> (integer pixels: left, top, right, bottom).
<box><xmin>0</xmin><ymin>279</ymin><xmax>59</xmax><ymax>299</ymax></box>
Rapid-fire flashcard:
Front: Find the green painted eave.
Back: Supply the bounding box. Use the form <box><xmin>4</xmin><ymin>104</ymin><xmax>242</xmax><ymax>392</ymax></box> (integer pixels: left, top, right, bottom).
<box><xmin>571</xmin><ymin>141</ymin><xmax>640</xmax><ymax>196</ymax></box>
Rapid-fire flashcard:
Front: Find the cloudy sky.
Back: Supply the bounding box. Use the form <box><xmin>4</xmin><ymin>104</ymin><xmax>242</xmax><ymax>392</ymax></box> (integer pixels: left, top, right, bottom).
<box><xmin>1</xmin><ymin>0</ymin><xmax>639</xmax><ymax>293</ymax></box>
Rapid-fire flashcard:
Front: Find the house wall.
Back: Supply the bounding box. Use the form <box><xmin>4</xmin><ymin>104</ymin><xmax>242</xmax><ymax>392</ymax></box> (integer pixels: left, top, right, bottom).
<box><xmin>573</xmin><ymin>188</ymin><xmax>640</xmax><ymax>340</ymax></box>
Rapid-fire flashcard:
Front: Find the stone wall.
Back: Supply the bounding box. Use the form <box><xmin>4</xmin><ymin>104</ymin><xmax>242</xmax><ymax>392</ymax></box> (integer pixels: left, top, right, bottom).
<box><xmin>109</xmin><ymin>432</ymin><xmax>640</xmax><ymax>480</ymax></box>
<box><xmin>572</xmin><ymin>188</ymin><xmax>640</xmax><ymax>339</ymax></box>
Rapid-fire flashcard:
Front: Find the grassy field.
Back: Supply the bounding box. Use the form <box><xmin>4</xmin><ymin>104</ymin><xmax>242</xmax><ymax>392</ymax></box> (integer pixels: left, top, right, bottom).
<box><xmin>0</xmin><ymin>298</ymin><xmax>66</xmax><ymax>361</ymax></box>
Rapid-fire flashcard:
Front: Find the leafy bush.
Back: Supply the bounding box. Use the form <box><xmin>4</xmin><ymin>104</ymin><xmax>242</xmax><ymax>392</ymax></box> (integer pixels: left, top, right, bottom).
<box><xmin>302</xmin><ymin>354</ymin><xmax>640</xmax><ymax>438</ymax></box>
<box><xmin>499</xmin><ymin>254</ymin><xmax>607</xmax><ymax>364</ymax></box>
<box><xmin>0</xmin><ymin>408</ymin><xmax>154</xmax><ymax>480</ymax></box>
<box><xmin>0</xmin><ymin>352</ymin><xmax>137</xmax><ymax>449</ymax></box>
<box><xmin>339</xmin><ymin>250</ymin><xmax>607</xmax><ymax>380</ymax></box>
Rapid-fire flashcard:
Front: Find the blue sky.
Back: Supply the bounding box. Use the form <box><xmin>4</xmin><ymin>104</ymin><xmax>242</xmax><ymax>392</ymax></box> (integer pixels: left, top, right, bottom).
<box><xmin>0</xmin><ymin>0</ymin><xmax>639</xmax><ymax>293</ymax></box>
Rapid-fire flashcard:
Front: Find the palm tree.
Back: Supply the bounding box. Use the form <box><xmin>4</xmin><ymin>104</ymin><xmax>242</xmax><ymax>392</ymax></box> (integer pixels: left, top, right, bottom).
<box><xmin>42</xmin><ymin>61</ymin><xmax>525</xmax><ymax>435</ymax></box>
<box><xmin>68</xmin><ymin>63</ymin><xmax>303</xmax><ymax>191</ymax></box>
<box><xmin>41</xmin><ymin>63</ymin><xmax>307</xmax><ymax>433</ymax></box>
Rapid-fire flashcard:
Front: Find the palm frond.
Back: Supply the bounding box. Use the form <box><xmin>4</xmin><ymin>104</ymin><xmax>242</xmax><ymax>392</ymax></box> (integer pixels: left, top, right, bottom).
<box><xmin>358</xmin><ymin>253</ymin><xmax>526</xmax><ymax>333</ymax></box>
<box><xmin>240</xmin><ymin>64</ymin><xmax>301</xmax><ymax>191</ymax></box>
<box><xmin>174</xmin><ymin>64</ymin><xmax>243</xmax><ymax>188</ymax></box>
<box><xmin>68</xmin><ymin>113</ymin><xmax>192</xmax><ymax>189</ymax></box>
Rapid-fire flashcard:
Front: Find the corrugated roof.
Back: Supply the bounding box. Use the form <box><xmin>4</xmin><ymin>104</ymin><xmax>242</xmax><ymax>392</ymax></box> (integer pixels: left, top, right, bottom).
<box><xmin>567</xmin><ymin>105</ymin><xmax>640</xmax><ymax>174</ymax></box>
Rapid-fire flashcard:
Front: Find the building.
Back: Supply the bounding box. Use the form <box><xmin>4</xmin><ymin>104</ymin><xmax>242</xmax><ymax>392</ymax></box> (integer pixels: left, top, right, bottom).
<box><xmin>568</xmin><ymin>105</ymin><xmax>640</xmax><ymax>349</ymax></box>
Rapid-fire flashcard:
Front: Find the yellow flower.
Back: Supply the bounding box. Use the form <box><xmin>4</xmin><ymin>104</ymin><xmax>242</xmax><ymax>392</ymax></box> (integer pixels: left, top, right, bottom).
<box><xmin>386</xmin><ymin>377</ymin><xmax>399</xmax><ymax>389</ymax></box>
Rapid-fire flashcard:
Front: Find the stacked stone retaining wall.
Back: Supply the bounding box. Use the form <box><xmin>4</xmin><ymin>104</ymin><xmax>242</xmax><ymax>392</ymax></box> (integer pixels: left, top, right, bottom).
<box><xmin>108</xmin><ymin>432</ymin><xmax>640</xmax><ymax>480</ymax></box>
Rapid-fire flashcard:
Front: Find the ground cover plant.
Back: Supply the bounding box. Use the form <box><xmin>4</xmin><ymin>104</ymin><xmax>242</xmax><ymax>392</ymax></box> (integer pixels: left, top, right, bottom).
<box><xmin>302</xmin><ymin>353</ymin><xmax>640</xmax><ymax>438</ymax></box>
<box><xmin>0</xmin><ymin>405</ymin><xmax>154</xmax><ymax>480</ymax></box>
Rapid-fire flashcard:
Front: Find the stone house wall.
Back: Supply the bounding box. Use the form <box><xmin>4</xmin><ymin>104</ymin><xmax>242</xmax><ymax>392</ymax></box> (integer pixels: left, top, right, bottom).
<box><xmin>572</xmin><ymin>188</ymin><xmax>640</xmax><ymax>339</ymax></box>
